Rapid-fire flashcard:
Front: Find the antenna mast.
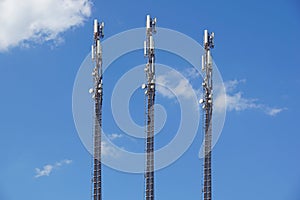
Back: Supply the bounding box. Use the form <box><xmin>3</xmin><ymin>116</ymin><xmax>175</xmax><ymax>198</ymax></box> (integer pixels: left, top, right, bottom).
<box><xmin>90</xmin><ymin>19</ymin><xmax>104</xmax><ymax>200</ymax></box>
<box><xmin>200</xmin><ymin>29</ymin><xmax>214</xmax><ymax>200</ymax></box>
<box><xmin>143</xmin><ymin>14</ymin><xmax>157</xmax><ymax>200</ymax></box>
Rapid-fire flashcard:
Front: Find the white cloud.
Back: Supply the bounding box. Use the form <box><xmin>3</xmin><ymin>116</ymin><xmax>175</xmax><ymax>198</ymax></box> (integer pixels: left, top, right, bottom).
<box><xmin>34</xmin><ymin>159</ymin><xmax>72</xmax><ymax>178</ymax></box>
<box><xmin>156</xmin><ymin>73</ymin><xmax>285</xmax><ymax>117</ymax></box>
<box><xmin>101</xmin><ymin>141</ymin><xmax>121</xmax><ymax>158</ymax></box>
<box><xmin>108</xmin><ymin>133</ymin><xmax>123</xmax><ymax>141</ymax></box>
<box><xmin>34</xmin><ymin>164</ymin><xmax>54</xmax><ymax>178</ymax></box>
<box><xmin>182</xmin><ymin>67</ymin><xmax>202</xmax><ymax>80</ymax></box>
<box><xmin>0</xmin><ymin>0</ymin><xmax>92</xmax><ymax>51</ymax></box>
<box><xmin>156</xmin><ymin>69</ymin><xmax>198</xmax><ymax>100</ymax></box>
<box><xmin>215</xmin><ymin>79</ymin><xmax>286</xmax><ymax>116</ymax></box>
<box><xmin>63</xmin><ymin>159</ymin><xmax>72</xmax><ymax>164</ymax></box>
<box><xmin>224</xmin><ymin>79</ymin><xmax>246</xmax><ymax>93</ymax></box>
<box><xmin>264</xmin><ymin>107</ymin><xmax>286</xmax><ymax>117</ymax></box>
<box><xmin>225</xmin><ymin>92</ymin><xmax>259</xmax><ymax>111</ymax></box>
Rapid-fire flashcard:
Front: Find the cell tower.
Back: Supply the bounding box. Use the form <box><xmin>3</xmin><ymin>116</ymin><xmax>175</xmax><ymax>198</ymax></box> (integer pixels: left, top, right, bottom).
<box><xmin>142</xmin><ymin>14</ymin><xmax>157</xmax><ymax>200</ymax></box>
<box><xmin>90</xmin><ymin>19</ymin><xmax>104</xmax><ymax>200</ymax></box>
<box><xmin>200</xmin><ymin>29</ymin><xmax>215</xmax><ymax>200</ymax></box>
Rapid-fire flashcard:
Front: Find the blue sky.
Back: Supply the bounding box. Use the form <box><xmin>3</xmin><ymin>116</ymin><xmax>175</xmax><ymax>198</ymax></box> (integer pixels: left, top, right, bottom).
<box><xmin>0</xmin><ymin>0</ymin><xmax>300</xmax><ymax>200</ymax></box>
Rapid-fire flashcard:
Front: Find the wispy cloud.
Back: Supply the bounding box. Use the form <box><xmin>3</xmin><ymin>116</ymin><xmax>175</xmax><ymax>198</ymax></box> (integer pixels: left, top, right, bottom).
<box><xmin>34</xmin><ymin>165</ymin><xmax>54</xmax><ymax>178</ymax></box>
<box><xmin>156</xmin><ymin>71</ymin><xmax>285</xmax><ymax>117</ymax></box>
<box><xmin>224</xmin><ymin>79</ymin><xmax>246</xmax><ymax>93</ymax></box>
<box><xmin>264</xmin><ymin>107</ymin><xmax>286</xmax><ymax>117</ymax></box>
<box><xmin>215</xmin><ymin>79</ymin><xmax>286</xmax><ymax>116</ymax></box>
<box><xmin>182</xmin><ymin>68</ymin><xmax>202</xmax><ymax>80</ymax></box>
<box><xmin>156</xmin><ymin>69</ymin><xmax>199</xmax><ymax>100</ymax></box>
<box><xmin>101</xmin><ymin>141</ymin><xmax>121</xmax><ymax>158</ymax></box>
<box><xmin>0</xmin><ymin>0</ymin><xmax>92</xmax><ymax>51</ymax></box>
<box><xmin>107</xmin><ymin>133</ymin><xmax>123</xmax><ymax>141</ymax></box>
<box><xmin>34</xmin><ymin>159</ymin><xmax>72</xmax><ymax>178</ymax></box>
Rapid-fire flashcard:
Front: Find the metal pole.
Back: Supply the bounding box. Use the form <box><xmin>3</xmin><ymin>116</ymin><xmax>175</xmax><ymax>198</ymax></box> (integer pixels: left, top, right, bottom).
<box><xmin>90</xmin><ymin>19</ymin><xmax>104</xmax><ymax>200</ymax></box>
<box><xmin>143</xmin><ymin>14</ymin><xmax>157</xmax><ymax>200</ymax></box>
<box><xmin>200</xmin><ymin>29</ymin><xmax>215</xmax><ymax>200</ymax></box>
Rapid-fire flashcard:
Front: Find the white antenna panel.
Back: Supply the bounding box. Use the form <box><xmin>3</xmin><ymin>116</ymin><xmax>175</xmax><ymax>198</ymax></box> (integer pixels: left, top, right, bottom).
<box><xmin>202</xmin><ymin>55</ymin><xmax>205</xmax><ymax>71</ymax></box>
<box><xmin>97</xmin><ymin>40</ymin><xmax>101</xmax><ymax>54</ymax></box>
<box><xmin>91</xmin><ymin>45</ymin><xmax>94</xmax><ymax>60</ymax></box>
<box><xmin>144</xmin><ymin>40</ymin><xmax>147</xmax><ymax>56</ymax></box>
<box><xmin>204</xmin><ymin>30</ymin><xmax>208</xmax><ymax>45</ymax></box>
<box><xmin>149</xmin><ymin>35</ymin><xmax>154</xmax><ymax>49</ymax></box>
<box><xmin>151</xmin><ymin>63</ymin><xmax>155</xmax><ymax>75</ymax></box>
<box><xmin>146</xmin><ymin>15</ymin><xmax>151</xmax><ymax>29</ymax></box>
<box><xmin>94</xmin><ymin>19</ymin><xmax>98</xmax><ymax>33</ymax></box>
<box><xmin>207</xmin><ymin>50</ymin><xmax>212</xmax><ymax>65</ymax></box>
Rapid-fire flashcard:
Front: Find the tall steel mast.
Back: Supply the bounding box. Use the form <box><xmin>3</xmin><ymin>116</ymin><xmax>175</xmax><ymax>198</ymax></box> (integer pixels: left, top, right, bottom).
<box><xmin>90</xmin><ymin>19</ymin><xmax>104</xmax><ymax>200</ymax></box>
<box><xmin>200</xmin><ymin>29</ymin><xmax>215</xmax><ymax>200</ymax></box>
<box><xmin>142</xmin><ymin>14</ymin><xmax>157</xmax><ymax>200</ymax></box>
